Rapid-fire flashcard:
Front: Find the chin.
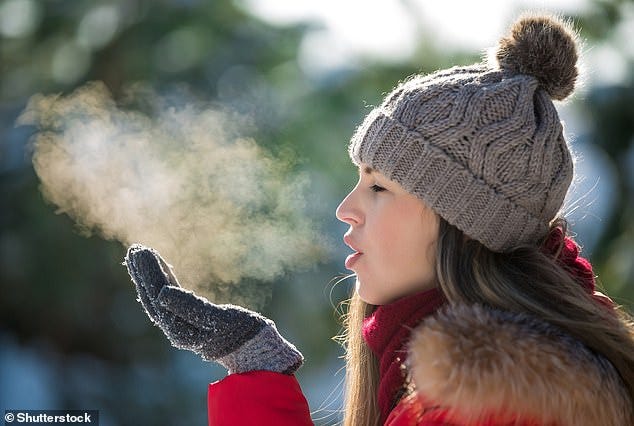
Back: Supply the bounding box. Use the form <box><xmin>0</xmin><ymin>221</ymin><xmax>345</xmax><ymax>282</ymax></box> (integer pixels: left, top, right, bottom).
<box><xmin>355</xmin><ymin>279</ymin><xmax>388</xmax><ymax>305</ymax></box>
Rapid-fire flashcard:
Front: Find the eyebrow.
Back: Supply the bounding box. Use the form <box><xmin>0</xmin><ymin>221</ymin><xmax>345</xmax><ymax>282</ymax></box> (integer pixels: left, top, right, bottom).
<box><xmin>360</xmin><ymin>165</ymin><xmax>375</xmax><ymax>175</ymax></box>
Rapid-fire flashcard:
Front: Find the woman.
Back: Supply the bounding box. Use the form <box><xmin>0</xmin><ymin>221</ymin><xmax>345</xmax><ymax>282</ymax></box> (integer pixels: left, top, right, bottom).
<box><xmin>125</xmin><ymin>13</ymin><xmax>634</xmax><ymax>425</ymax></box>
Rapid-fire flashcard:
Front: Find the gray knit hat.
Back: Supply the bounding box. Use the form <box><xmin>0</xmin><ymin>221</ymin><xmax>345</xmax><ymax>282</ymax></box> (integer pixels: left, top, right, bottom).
<box><xmin>349</xmin><ymin>14</ymin><xmax>579</xmax><ymax>252</ymax></box>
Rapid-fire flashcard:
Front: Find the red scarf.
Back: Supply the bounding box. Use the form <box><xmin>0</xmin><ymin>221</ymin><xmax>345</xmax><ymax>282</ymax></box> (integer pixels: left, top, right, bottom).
<box><xmin>541</xmin><ymin>227</ymin><xmax>615</xmax><ymax>310</ymax></box>
<box><xmin>362</xmin><ymin>287</ymin><xmax>446</xmax><ymax>423</ymax></box>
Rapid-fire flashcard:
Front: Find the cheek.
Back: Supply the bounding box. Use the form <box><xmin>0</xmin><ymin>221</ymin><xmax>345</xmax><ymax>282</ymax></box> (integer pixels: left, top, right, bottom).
<box><xmin>375</xmin><ymin>205</ymin><xmax>438</xmax><ymax>278</ymax></box>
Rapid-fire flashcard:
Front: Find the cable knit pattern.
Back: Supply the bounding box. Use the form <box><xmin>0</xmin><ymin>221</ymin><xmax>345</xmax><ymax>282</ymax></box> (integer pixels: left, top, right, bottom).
<box><xmin>349</xmin><ymin>15</ymin><xmax>578</xmax><ymax>252</ymax></box>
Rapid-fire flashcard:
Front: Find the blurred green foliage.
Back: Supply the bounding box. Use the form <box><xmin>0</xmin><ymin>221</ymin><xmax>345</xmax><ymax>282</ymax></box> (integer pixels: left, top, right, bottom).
<box><xmin>1</xmin><ymin>1</ymin><xmax>632</xmax><ymax>425</ymax></box>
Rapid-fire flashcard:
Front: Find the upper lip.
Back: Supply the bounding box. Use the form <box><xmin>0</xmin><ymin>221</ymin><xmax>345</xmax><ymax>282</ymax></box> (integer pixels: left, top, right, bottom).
<box><xmin>343</xmin><ymin>234</ymin><xmax>362</xmax><ymax>253</ymax></box>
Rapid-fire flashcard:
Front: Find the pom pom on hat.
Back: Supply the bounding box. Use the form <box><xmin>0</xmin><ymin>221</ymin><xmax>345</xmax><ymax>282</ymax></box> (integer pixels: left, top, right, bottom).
<box><xmin>495</xmin><ymin>14</ymin><xmax>579</xmax><ymax>100</ymax></box>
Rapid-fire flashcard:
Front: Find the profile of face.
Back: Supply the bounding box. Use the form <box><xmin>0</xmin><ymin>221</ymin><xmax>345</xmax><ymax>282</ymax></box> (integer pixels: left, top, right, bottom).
<box><xmin>336</xmin><ymin>164</ymin><xmax>439</xmax><ymax>305</ymax></box>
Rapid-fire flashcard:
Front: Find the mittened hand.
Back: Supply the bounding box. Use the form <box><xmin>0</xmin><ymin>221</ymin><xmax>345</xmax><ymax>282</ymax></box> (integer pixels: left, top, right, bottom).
<box><xmin>124</xmin><ymin>244</ymin><xmax>304</xmax><ymax>375</ymax></box>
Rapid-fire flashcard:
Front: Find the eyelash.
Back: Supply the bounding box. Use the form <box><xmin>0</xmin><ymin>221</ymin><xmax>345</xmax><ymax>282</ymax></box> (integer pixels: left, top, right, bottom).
<box><xmin>370</xmin><ymin>184</ymin><xmax>386</xmax><ymax>193</ymax></box>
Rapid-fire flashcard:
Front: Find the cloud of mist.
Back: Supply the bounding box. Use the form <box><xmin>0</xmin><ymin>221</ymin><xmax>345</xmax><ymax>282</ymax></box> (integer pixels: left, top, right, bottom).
<box><xmin>18</xmin><ymin>81</ymin><xmax>328</xmax><ymax>308</ymax></box>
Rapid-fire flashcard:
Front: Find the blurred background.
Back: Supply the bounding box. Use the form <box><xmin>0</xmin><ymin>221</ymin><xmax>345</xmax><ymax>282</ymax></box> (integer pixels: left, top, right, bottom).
<box><xmin>1</xmin><ymin>0</ymin><xmax>632</xmax><ymax>425</ymax></box>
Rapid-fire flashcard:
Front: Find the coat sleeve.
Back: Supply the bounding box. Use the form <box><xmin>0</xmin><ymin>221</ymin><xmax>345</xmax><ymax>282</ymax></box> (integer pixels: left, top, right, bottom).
<box><xmin>208</xmin><ymin>371</ymin><xmax>313</xmax><ymax>426</ymax></box>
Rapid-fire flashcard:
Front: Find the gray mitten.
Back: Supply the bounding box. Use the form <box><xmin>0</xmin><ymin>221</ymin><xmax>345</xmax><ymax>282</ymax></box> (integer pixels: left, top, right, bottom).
<box><xmin>124</xmin><ymin>244</ymin><xmax>303</xmax><ymax>375</ymax></box>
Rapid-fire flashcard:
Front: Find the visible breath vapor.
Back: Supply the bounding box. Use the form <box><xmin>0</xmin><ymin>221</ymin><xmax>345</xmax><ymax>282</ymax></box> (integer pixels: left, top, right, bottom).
<box><xmin>19</xmin><ymin>81</ymin><xmax>327</xmax><ymax>308</ymax></box>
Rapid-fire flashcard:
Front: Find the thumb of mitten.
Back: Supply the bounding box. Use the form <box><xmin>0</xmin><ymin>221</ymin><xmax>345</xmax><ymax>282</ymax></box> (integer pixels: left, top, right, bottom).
<box><xmin>125</xmin><ymin>244</ymin><xmax>176</xmax><ymax>324</ymax></box>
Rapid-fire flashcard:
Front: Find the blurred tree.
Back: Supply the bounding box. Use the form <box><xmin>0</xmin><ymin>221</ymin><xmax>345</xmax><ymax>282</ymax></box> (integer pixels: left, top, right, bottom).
<box><xmin>574</xmin><ymin>3</ymin><xmax>634</xmax><ymax>303</ymax></box>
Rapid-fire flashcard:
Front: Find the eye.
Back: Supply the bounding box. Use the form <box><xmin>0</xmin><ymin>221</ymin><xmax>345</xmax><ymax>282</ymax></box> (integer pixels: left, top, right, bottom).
<box><xmin>370</xmin><ymin>184</ymin><xmax>386</xmax><ymax>193</ymax></box>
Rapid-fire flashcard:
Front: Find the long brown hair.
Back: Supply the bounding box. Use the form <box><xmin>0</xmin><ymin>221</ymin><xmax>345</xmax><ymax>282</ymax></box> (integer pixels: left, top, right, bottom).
<box><xmin>340</xmin><ymin>217</ymin><xmax>634</xmax><ymax>425</ymax></box>
<box><xmin>339</xmin><ymin>293</ymin><xmax>380</xmax><ymax>426</ymax></box>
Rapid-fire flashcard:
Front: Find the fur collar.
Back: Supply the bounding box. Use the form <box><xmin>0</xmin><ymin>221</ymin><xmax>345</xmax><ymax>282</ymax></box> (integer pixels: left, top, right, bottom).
<box><xmin>407</xmin><ymin>304</ymin><xmax>632</xmax><ymax>426</ymax></box>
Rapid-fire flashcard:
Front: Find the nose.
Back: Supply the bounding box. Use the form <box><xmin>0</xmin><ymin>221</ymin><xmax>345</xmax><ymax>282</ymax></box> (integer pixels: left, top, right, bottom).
<box><xmin>336</xmin><ymin>188</ymin><xmax>362</xmax><ymax>226</ymax></box>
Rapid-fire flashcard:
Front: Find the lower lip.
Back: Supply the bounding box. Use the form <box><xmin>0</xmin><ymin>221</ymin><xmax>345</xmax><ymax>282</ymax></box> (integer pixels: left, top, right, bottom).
<box><xmin>345</xmin><ymin>252</ymin><xmax>363</xmax><ymax>269</ymax></box>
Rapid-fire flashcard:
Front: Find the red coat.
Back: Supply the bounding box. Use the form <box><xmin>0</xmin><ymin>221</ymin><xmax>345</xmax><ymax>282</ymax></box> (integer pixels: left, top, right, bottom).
<box><xmin>207</xmin><ymin>373</ymin><xmax>541</xmax><ymax>426</ymax></box>
<box><xmin>207</xmin><ymin>371</ymin><xmax>311</xmax><ymax>426</ymax></box>
<box><xmin>207</xmin><ymin>374</ymin><xmax>540</xmax><ymax>426</ymax></box>
<box><xmin>208</xmin><ymin>305</ymin><xmax>632</xmax><ymax>425</ymax></box>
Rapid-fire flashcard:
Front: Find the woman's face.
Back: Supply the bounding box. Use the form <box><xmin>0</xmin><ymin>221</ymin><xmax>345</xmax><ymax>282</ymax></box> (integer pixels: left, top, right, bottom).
<box><xmin>336</xmin><ymin>164</ymin><xmax>439</xmax><ymax>305</ymax></box>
